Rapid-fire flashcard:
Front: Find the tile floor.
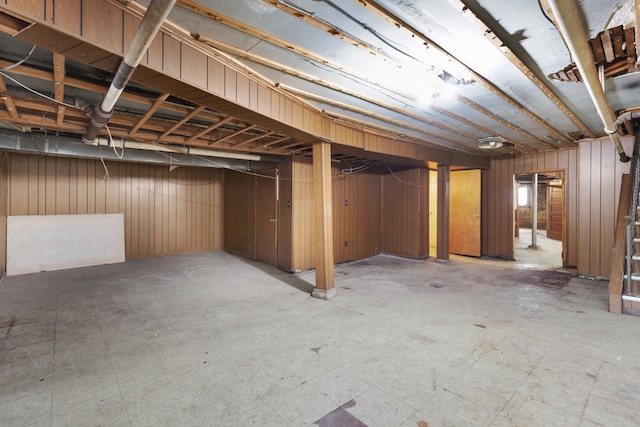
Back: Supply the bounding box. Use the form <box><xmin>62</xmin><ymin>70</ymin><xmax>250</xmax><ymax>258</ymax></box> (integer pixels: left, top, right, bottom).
<box><xmin>1</xmin><ymin>251</ymin><xmax>639</xmax><ymax>426</ymax></box>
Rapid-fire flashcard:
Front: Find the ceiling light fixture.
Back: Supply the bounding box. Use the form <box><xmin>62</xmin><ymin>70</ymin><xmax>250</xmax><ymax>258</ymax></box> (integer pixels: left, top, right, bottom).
<box><xmin>478</xmin><ymin>136</ymin><xmax>506</xmax><ymax>149</ymax></box>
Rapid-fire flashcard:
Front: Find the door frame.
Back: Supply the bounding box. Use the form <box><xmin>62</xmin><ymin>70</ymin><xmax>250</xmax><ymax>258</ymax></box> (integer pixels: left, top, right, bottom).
<box><xmin>513</xmin><ymin>168</ymin><xmax>567</xmax><ymax>267</ymax></box>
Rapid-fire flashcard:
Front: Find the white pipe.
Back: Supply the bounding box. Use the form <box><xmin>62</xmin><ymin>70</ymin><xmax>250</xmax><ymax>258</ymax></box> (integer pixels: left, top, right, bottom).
<box><xmin>84</xmin><ymin>0</ymin><xmax>176</xmax><ymax>143</ymax></box>
<box><xmin>622</xmin><ymin>294</ymin><xmax>640</xmax><ymax>303</ymax></box>
<box><xmin>547</xmin><ymin>0</ymin><xmax>630</xmax><ymax>162</ymax></box>
<box><xmin>94</xmin><ymin>136</ymin><xmax>262</xmax><ymax>161</ymax></box>
<box><xmin>531</xmin><ymin>173</ymin><xmax>538</xmax><ymax>248</ymax></box>
<box><xmin>101</xmin><ymin>0</ymin><xmax>176</xmax><ymax>112</ymax></box>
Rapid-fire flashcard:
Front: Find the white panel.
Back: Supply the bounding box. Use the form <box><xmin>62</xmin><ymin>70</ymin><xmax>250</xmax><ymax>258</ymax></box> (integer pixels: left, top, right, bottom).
<box><xmin>7</xmin><ymin>214</ymin><xmax>125</xmax><ymax>276</ymax></box>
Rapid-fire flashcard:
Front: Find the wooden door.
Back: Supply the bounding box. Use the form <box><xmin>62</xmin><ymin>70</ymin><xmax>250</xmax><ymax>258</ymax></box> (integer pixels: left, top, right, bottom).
<box><xmin>547</xmin><ymin>184</ymin><xmax>563</xmax><ymax>241</ymax></box>
<box><xmin>255</xmin><ymin>171</ymin><xmax>278</xmax><ymax>265</ymax></box>
<box><xmin>450</xmin><ymin>169</ymin><xmax>481</xmax><ymax>256</ymax></box>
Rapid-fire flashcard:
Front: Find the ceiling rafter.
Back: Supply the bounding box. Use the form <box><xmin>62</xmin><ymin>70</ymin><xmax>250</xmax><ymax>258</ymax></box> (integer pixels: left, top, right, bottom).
<box><xmin>185</xmin><ymin>116</ymin><xmax>234</xmax><ymax>144</ymax></box>
<box><xmin>130</xmin><ymin>92</ymin><xmax>170</xmax><ymax>135</ymax></box>
<box><xmin>352</xmin><ymin>0</ymin><xmax>575</xmax><ymax>146</ymax></box>
<box><xmin>457</xmin><ymin>95</ymin><xmax>556</xmax><ymax>149</ymax></box>
<box><xmin>279</xmin><ymin>83</ymin><xmax>482</xmax><ymax>152</ymax></box>
<box><xmin>159</xmin><ymin>105</ymin><xmax>205</xmax><ymax>138</ymax></box>
<box><xmin>430</xmin><ymin>105</ymin><xmax>530</xmax><ymax>152</ymax></box>
<box><xmin>209</xmin><ymin>124</ymin><xmax>257</xmax><ymax>147</ymax></box>
<box><xmin>325</xmin><ymin>109</ymin><xmax>484</xmax><ymax>155</ymax></box>
<box><xmin>0</xmin><ymin>74</ymin><xmax>20</xmax><ymax>119</ymax></box>
<box><xmin>178</xmin><ymin>0</ymin><xmax>384</xmax><ymax>90</ymax></box>
<box><xmin>260</xmin><ymin>0</ymin><xmax>393</xmax><ymax>62</ymax></box>
<box><xmin>262</xmin><ymin>135</ymin><xmax>291</xmax><ymax>148</ymax></box>
<box><xmin>278</xmin><ymin>82</ymin><xmax>500</xmax><ymax>152</ymax></box>
<box><xmin>452</xmin><ymin>0</ymin><xmax>595</xmax><ymax>139</ymax></box>
<box><xmin>230</xmin><ymin>130</ymin><xmax>275</xmax><ymax>149</ymax></box>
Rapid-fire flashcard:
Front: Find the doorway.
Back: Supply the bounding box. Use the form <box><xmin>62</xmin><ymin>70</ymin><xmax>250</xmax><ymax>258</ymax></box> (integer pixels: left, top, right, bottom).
<box><xmin>514</xmin><ymin>171</ymin><xmax>564</xmax><ymax>267</ymax></box>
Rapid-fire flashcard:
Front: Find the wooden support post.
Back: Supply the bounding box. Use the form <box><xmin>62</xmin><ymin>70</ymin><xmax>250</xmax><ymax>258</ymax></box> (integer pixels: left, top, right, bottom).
<box><xmin>436</xmin><ymin>164</ymin><xmax>450</xmax><ymax>262</ymax></box>
<box><xmin>312</xmin><ymin>142</ymin><xmax>336</xmax><ymax>299</ymax></box>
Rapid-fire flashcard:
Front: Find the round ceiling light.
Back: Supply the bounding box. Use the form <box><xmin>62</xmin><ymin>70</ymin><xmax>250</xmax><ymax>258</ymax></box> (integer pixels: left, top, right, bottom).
<box><xmin>478</xmin><ymin>136</ymin><xmax>507</xmax><ymax>149</ymax></box>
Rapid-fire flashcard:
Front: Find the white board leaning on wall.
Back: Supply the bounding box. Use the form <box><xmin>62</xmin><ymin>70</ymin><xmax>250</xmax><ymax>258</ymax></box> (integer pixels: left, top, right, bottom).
<box><xmin>6</xmin><ymin>213</ymin><xmax>125</xmax><ymax>276</ymax></box>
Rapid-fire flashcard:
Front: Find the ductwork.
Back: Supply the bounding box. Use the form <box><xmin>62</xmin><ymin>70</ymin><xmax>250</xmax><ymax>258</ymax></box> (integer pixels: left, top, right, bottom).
<box><xmin>83</xmin><ymin>0</ymin><xmax>177</xmax><ymax>143</ymax></box>
<box><xmin>547</xmin><ymin>0</ymin><xmax>630</xmax><ymax>162</ymax></box>
<box><xmin>0</xmin><ymin>130</ymin><xmax>280</xmax><ymax>170</ymax></box>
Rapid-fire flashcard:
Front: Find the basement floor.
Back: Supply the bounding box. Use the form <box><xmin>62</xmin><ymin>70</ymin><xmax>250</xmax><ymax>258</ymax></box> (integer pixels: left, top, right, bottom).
<box><xmin>1</xmin><ymin>251</ymin><xmax>639</xmax><ymax>426</ymax></box>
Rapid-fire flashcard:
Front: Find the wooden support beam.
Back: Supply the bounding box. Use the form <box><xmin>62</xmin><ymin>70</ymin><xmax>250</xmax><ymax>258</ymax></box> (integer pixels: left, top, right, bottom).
<box><xmin>208</xmin><ymin>124</ymin><xmax>256</xmax><ymax>146</ymax></box>
<box><xmin>262</xmin><ymin>135</ymin><xmax>291</xmax><ymax>148</ymax></box>
<box><xmin>230</xmin><ymin>130</ymin><xmax>274</xmax><ymax>148</ymax></box>
<box><xmin>0</xmin><ymin>75</ymin><xmax>20</xmax><ymax>119</ymax></box>
<box><xmin>130</xmin><ymin>92</ymin><xmax>170</xmax><ymax>135</ymax></box>
<box><xmin>185</xmin><ymin>116</ymin><xmax>234</xmax><ymax>144</ymax></box>
<box><xmin>436</xmin><ymin>164</ymin><xmax>450</xmax><ymax>262</ymax></box>
<box><xmin>52</xmin><ymin>52</ymin><xmax>66</xmax><ymax>125</ymax></box>
<box><xmin>312</xmin><ymin>142</ymin><xmax>336</xmax><ymax>299</ymax></box>
<box><xmin>159</xmin><ymin>105</ymin><xmax>205</xmax><ymax>138</ymax></box>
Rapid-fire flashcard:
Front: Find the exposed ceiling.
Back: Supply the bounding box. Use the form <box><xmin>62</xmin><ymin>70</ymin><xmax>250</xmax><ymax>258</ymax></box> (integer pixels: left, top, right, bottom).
<box><xmin>0</xmin><ymin>0</ymin><xmax>639</xmax><ymax>165</ymax></box>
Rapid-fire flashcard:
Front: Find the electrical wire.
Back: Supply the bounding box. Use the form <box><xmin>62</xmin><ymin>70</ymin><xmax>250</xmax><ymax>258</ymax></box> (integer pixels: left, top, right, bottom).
<box><xmin>385</xmin><ymin>163</ymin><xmax>429</xmax><ymax>188</ymax></box>
<box><xmin>106</xmin><ymin>125</ymin><xmax>125</xmax><ymax>159</ymax></box>
<box><xmin>0</xmin><ymin>45</ymin><xmax>37</xmax><ymax>71</ymax></box>
<box><xmin>0</xmin><ymin>70</ymin><xmax>78</xmax><ymax>109</ymax></box>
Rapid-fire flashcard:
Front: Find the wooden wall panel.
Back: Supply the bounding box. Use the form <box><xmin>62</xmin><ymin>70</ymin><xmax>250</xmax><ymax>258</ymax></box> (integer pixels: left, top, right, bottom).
<box><xmin>577</xmin><ymin>137</ymin><xmax>633</xmax><ymax>277</ymax></box>
<box><xmin>6</xmin><ymin>152</ymin><xmax>224</xmax><ymax>259</ymax></box>
<box><xmin>291</xmin><ymin>156</ymin><xmax>314</xmax><ymax>271</ymax></box>
<box><xmin>382</xmin><ymin>167</ymin><xmax>428</xmax><ymax>258</ymax></box>
<box><xmin>277</xmin><ymin>157</ymin><xmax>293</xmax><ymax>272</ymax></box>
<box><xmin>223</xmin><ymin>169</ymin><xmax>255</xmax><ymax>258</ymax></box>
<box><xmin>81</xmin><ymin>0</ymin><xmax>123</xmax><ymax>55</ymax></box>
<box><xmin>332</xmin><ymin>166</ymin><xmax>382</xmax><ymax>264</ymax></box>
<box><xmin>483</xmin><ymin>139</ymin><xmax>631</xmax><ymax>276</ymax></box>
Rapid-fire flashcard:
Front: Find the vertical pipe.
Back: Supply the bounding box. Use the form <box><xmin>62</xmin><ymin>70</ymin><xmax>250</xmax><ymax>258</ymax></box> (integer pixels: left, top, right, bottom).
<box><xmin>530</xmin><ymin>174</ymin><xmax>538</xmax><ymax>248</ymax></box>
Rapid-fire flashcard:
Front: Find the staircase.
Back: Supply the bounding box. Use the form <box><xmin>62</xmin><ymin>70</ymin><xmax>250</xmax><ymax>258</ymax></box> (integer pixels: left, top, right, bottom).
<box><xmin>621</xmin><ymin>133</ymin><xmax>640</xmax><ymax>314</ymax></box>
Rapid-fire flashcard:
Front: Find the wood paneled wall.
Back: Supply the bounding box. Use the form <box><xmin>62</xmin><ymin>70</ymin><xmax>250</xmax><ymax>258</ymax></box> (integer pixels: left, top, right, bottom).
<box><xmin>382</xmin><ymin>167</ymin><xmax>429</xmax><ymax>259</ymax></box>
<box><xmin>223</xmin><ymin>170</ymin><xmax>256</xmax><ymax>259</ymax></box>
<box><xmin>277</xmin><ymin>157</ymin><xmax>293</xmax><ymax>272</ymax></box>
<box><xmin>6</xmin><ymin>153</ymin><xmax>224</xmax><ymax>259</ymax></box>
<box><xmin>483</xmin><ymin>149</ymin><xmax>577</xmax><ymax>264</ymax></box>
<box><xmin>333</xmin><ymin>166</ymin><xmax>383</xmax><ymax>264</ymax></box>
<box><xmin>483</xmin><ymin>137</ymin><xmax>633</xmax><ymax>277</ymax></box>
<box><xmin>223</xmin><ymin>167</ymin><xmax>280</xmax><ymax>265</ymax></box>
<box><xmin>578</xmin><ymin>137</ymin><xmax>633</xmax><ymax>277</ymax></box>
<box><xmin>0</xmin><ymin>153</ymin><xmax>8</xmax><ymax>275</ymax></box>
<box><xmin>288</xmin><ymin>156</ymin><xmax>384</xmax><ymax>271</ymax></box>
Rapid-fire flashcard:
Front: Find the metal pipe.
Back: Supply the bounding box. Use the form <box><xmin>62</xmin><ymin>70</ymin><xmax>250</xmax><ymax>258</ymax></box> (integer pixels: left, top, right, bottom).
<box><xmin>83</xmin><ymin>0</ymin><xmax>176</xmax><ymax>143</ymax></box>
<box><xmin>530</xmin><ymin>174</ymin><xmax>538</xmax><ymax>249</ymax></box>
<box><xmin>547</xmin><ymin>0</ymin><xmax>630</xmax><ymax>162</ymax></box>
<box><xmin>622</xmin><ymin>294</ymin><xmax>640</xmax><ymax>303</ymax></box>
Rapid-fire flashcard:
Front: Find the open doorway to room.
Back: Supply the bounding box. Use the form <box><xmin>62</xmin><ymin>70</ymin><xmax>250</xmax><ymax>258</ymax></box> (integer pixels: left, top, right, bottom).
<box><xmin>514</xmin><ymin>171</ymin><xmax>565</xmax><ymax>267</ymax></box>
